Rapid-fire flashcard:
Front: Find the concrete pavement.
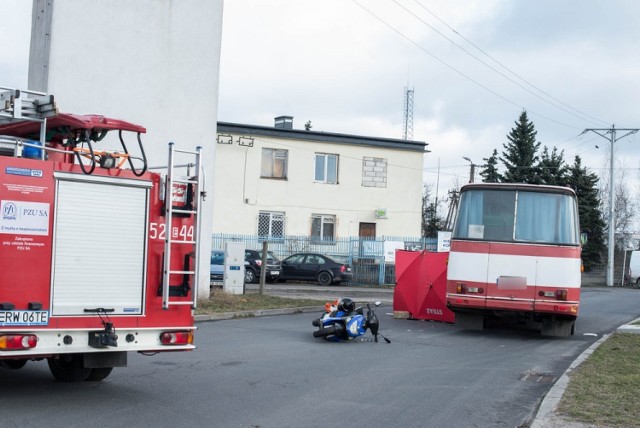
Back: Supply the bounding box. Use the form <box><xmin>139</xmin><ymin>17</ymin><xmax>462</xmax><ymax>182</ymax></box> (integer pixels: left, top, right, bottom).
<box><xmin>196</xmin><ymin>283</ymin><xmax>392</xmax><ymax>322</ymax></box>
<box><xmin>199</xmin><ymin>282</ymin><xmax>640</xmax><ymax>426</ymax></box>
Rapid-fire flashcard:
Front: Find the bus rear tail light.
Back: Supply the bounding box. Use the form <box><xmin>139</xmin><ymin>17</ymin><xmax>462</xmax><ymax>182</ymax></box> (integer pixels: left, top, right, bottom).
<box><xmin>556</xmin><ymin>289</ymin><xmax>568</xmax><ymax>301</ymax></box>
<box><xmin>160</xmin><ymin>331</ymin><xmax>193</xmax><ymax>345</ymax></box>
<box><xmin>456</xmin><ymin>283</ymin><xmax>467</xmax><ymax>294</ymax></box>
<box><xmin>0</xmin><ymin>334</ymin><xmax>38</xmax><ymax>350</ymax></box>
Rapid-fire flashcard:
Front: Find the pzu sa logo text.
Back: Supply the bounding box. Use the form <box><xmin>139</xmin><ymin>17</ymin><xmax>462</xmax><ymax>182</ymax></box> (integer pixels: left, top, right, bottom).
<box><xmin>22</xmin><ymin>208</ymin><xmax>48</xmax><ymax>217</ymax></box>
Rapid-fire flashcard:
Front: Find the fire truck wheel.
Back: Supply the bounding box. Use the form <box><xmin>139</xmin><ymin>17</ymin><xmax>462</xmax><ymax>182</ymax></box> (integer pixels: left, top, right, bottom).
<box><xmin>47</xmin><ymin>355</ymin><xmax>91</xmax><ymax>382</ymax></box>
<box><xmin>85</xmin><ymin>367</ymin><xmax>114</xmax><ymax>382</ymax></box>
<box><xmin>0</xmin><ymin>359</ymin><xmax>27</xmax><ymax>370</ymax></box>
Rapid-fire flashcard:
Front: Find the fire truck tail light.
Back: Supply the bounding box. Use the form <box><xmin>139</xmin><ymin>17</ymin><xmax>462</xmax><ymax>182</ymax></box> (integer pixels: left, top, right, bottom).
<box><xmin>0</xmin><ymin>334</ymin><xmax>38</xmax><ymax>350</ymax></box>
<box><xmin>160</xmin><ymin>331</ymin><xmax>193</xmax><ymax>345</ymax></box>
<box><xmin>556</xmin><ymin>289</ymin><xmax>568</xmax><ymax>301</ymax></box>
<box><xmin>456</xmin><ymin>283</ymin><xmax>466</xmax><ymax>294</ymax></box>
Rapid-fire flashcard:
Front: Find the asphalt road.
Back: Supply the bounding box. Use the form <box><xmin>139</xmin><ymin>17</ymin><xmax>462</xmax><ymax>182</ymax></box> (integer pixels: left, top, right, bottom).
<box><xmin>1</xmin><ymin>286</ymin><xmax>639</xmax><ymax>428</ymax></box>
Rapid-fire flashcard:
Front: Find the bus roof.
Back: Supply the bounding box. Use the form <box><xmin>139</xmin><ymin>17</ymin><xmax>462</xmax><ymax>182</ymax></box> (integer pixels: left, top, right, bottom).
<box><xmin>459</xmin><ymin>182</ymin><xmax>577</xmax><ymax>197</ymax></box>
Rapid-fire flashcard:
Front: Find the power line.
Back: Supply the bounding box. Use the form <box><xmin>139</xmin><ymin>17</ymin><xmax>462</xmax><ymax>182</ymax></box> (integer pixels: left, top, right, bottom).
<box><xmin>408</xmin><ymin>0</ymin><xmax>610</xmax><ymax>127</ymax></box>
<box><xmin>351</xmin><ymin>0</ymin><xmax>584</xmax><ymax>131</ymax></box>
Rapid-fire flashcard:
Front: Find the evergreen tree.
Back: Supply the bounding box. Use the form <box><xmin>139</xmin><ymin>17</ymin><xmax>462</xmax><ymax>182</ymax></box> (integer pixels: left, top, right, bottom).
<box><xmin>421</xmin><ymin>184</ymin><xmax>443</xmax><ymax>237</ymax></box>
<box><xmin>538</xmin><ymin>146</ymin><xmax>569</xmax><ymax>186</ymax></box>
<box><xmin>567</xmin><ymin>155</ymin><xmax>606</xmax><ymax>270</ymax></box>
<box><xmin>500</xmin><ymin>111</ymin><xmax>541</xmax><ymax>183</ymax></box>
<box><xmin>423</xmin><ymin>202</ymin><xmax>442</xmax><ymax>238</ymax></box>
<box><xmin>480</xmin><ymin>148</ymin><xmax>502</xmax><ymax>183</ymax></box>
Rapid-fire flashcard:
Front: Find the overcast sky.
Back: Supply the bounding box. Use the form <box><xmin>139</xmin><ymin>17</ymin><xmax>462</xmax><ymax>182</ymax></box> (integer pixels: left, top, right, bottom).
<box><xmin>3</xmin><ymin>0</ymin><xmax>640</xmax><ymax>215</ymax></box>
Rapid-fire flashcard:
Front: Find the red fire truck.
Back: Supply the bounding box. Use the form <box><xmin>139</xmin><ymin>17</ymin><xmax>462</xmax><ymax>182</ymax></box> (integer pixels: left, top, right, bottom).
<box><xmin>446</xmin><ymin>183</ymin><xmax>581</xmax><ymax>336</ymax></box>
<box><xmin>0</xmin><ymin>86</ymin><xmax>203</xmax><ymax>381</ymax></box>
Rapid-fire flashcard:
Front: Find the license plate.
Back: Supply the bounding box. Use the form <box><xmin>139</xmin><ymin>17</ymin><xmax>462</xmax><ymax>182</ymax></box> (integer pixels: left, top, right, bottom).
<box><xmin>271</xmin><ymin>271</ymin><xmax>280</xmax><ymax>275</ymax></box>
<box><xmin>0</xmin><ymin>310</ymin><xmax>49</xmax><ymax>326</ymax></box>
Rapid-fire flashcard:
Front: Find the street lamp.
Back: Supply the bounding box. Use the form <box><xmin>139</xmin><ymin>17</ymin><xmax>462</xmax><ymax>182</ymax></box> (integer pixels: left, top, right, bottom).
<box><xmin>463</xmin><ymin>157</ymin><xmax>476</xmax><ymax>183</ymax></box>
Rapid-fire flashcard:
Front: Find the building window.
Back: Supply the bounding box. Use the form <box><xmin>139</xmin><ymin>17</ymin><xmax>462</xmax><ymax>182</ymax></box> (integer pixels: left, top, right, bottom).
<box><xmin>362</xmin><ymin>156</ymin><xmax>387</xmax><ymax>188</ymax></box>
<box><xmin>314</xmin><ymin>153</ymin><xmax>338</xmax><ymax>184</ymax></box>
<box><xmin>261</xmin><ymin>148</ymin><xmax>288</xmax><ymax>179</ymax></box>
<box><xmin>311</xmin><ymin>214</ymin><xmax>335</xmax><ymax>242</ymax></box>
<box><xmin>258</xmin><ymin>211</ymin><xmax>285</xmax><ymax>239</ymax></box>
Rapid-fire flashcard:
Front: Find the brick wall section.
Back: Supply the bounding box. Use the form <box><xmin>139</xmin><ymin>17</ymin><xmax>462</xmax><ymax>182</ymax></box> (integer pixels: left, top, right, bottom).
<box><xmin>362</xmin><ymin>157</ymin><xmax>387</xmax><ymax>188</ymax></box>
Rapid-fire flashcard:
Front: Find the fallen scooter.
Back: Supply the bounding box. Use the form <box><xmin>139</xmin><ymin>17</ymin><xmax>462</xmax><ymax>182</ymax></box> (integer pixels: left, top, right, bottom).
<box><xmin>312</xmin><ymin>297</ymin><xmax>390</xmax><ymax>343</ymax></box>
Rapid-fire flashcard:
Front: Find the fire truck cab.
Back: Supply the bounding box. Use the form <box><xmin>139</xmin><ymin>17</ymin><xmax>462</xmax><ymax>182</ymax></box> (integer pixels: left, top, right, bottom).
<box><xmin>0</xmin><ymin>86</ymin><xmax>203</xmax><ymax>381</ymax></box>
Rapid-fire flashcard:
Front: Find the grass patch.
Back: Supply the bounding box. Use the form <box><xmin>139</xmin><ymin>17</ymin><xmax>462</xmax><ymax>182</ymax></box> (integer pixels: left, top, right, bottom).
<box><xmin>196</xmin><ymin>289</ymin><xmax>326</xmax><ymax>314</ymax></box>
<box><xmin>557</xmin><ymin>333</ymin><xmax>640</xmax><ymax>427</ymax></box>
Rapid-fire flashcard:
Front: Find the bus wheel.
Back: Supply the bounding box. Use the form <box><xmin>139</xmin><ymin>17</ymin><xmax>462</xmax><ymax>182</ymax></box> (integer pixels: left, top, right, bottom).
<box><xmin>454</xmin><ymin>312</ymin><xmax>484</xmax><ymax>330</ymax></box>
<box><xmin>541</xmin><ymin>317</ymin><xmax>574</xmax><ymax>337</ymax></box>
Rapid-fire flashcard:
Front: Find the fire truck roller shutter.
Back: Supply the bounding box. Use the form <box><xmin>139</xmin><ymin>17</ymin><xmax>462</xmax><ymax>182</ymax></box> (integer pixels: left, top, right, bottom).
<box><xmin>51</xmin><ymin>173</ymin><xmax>152</xmax><ymax>316</ymax></box>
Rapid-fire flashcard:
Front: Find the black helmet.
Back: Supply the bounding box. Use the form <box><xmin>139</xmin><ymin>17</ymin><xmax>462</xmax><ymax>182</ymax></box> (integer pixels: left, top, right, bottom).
<box><xmin>337</xmin><ymin>297</ymin><xmax>355</xmax><ymax>313</ymax></box>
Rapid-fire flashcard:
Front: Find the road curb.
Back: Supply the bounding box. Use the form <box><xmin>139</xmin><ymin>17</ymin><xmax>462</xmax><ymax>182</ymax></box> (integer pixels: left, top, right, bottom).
<box><xmin>530</xmin><ymin>333</ymin><xmax>610</xmax><ymax>428</ymax></box>
<box><xmin>616</xmin><ymin>321</ymin><xmax>640</xmax><ymax>334</ymax></box>
<box><xmin>195</xmin><ymin>305</ymin><xmax>324</xmax><ymax>322</ymax></box>
<box><xmin>531</xmin><ymin>316</ymin><xmax>640</xmax><ymax>427</ymax></box>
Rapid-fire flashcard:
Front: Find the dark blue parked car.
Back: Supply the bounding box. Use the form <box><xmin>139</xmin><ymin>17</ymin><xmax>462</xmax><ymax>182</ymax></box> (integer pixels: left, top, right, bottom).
<box><xmin>210</xmin><ymin>249</ymin><xmax>224</xmax><ymax>286</ymax></box>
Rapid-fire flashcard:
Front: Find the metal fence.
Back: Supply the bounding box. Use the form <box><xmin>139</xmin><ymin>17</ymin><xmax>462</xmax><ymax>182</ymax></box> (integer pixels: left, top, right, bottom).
<box><xmin>211</xmin><ymin>233</ymin><xmax>438</xmax><ymax>286</ymax></box>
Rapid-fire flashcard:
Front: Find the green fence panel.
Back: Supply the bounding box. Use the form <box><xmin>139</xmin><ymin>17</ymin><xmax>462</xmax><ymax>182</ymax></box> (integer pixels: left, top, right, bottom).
<box><xmin>211</xmin><ymin>233</ymin><xmax>438</xmax><ymax>286</ymax></box>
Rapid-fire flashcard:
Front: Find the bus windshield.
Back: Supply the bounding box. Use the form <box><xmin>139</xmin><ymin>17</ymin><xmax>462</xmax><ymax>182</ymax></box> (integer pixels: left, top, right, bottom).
<box><xmin>453</xmin><ymin>188</ymin><xmax>579</xmax><ymax>245</ymax></box>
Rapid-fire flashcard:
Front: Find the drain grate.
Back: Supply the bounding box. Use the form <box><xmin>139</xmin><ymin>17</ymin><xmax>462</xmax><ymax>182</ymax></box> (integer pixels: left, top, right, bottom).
<box><xmin>520</xmin><ymin>372</ymin><xmax>557</xmax><ymax>384</ymax></box>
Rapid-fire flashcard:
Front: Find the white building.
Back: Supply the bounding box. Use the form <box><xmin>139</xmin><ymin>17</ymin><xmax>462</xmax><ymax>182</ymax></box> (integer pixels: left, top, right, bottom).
<box><xmin>214</xmin><ymin>116</ymin><xmax>428</xmax><ymax>240</ymax></box>
<box><xmin>27</xmin><ymin>0</ymin><xmax>223</xmax><ymax>298</ymax></box>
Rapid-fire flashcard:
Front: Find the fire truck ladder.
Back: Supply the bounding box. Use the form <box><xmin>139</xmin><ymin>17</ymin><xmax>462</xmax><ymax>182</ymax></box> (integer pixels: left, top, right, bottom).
<box><xmin>0</xmin><ymin>86</ymin><xmax>58</xmax><ymax>159</ymax></box>
<box><xmin>162</xmin><ymin>142</ymin><xmax>204</xmax><ymax>310</ymax></box>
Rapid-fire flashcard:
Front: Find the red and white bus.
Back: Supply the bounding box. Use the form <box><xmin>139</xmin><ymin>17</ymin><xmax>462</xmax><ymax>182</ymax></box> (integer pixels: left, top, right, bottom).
<box><xmin>446</xmin><ymin>183</ymin><xmax>581</xmax><ymax>336</ymax></box>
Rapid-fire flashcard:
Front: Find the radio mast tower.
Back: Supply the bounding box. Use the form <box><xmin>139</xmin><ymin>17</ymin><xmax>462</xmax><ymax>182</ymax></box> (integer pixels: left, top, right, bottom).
<box><xmin>402</xmin><ymin>86</ymin><xmax>414</xmax><ymax>140</ymax></box>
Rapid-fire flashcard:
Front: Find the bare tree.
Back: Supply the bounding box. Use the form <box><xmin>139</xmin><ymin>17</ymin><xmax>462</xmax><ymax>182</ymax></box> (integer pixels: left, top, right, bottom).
<box><xmin>599</xmin><ymin>159</ymin><xmax>637</xmax><ymax>247</ymax></box>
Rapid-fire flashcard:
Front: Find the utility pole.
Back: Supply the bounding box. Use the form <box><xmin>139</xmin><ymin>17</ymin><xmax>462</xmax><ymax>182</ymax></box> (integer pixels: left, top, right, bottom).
<box><xmin>582</xmin><ymin>125</ymin><xmax>639</xmax><ymax>287</ymax></box>
<box><xmin>444</xmin><ymin>189</ymin><xmax>459</xmax><ymax>231</ymax></box>
<box><xmin>463</xmin><ymin>157</ymin><xmax>476</xmax><ymax>183</ymax></box>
